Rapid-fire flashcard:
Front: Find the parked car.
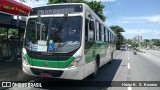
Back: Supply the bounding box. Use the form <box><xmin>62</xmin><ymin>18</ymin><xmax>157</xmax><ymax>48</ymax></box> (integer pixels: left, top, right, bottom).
<box><xmin>120</xmin><ymin>45</ymin><xmax>127</xmax><ymax>51</ymax></box>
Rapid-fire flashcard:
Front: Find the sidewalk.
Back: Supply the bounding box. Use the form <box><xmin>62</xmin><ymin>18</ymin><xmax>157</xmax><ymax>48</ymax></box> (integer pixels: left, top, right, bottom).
<box><xmin>139</xmin><ymin>49</ymin><xmax>160</xmax><ymax>67</ymax></box>
<box><xmin>140</xmin><ymin>49</ymin><xmax>160</xmax><ymax>57</ymax></box>
<box><xmin>0</xmin><ymin>61</ymin><xmax>21</xmax><ymax>71</ymax></box>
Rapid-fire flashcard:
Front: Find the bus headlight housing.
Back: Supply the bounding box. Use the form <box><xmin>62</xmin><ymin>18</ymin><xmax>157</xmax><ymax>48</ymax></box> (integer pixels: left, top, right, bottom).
<box><xmin>68</xmin><ymin>55</ymin><xmax>82</xmax><ymax>68</ymax></box>
<box><xmin>22</xmin><ymin>53</ymin><xmax>29</xmax><ymax>65</ymax></box>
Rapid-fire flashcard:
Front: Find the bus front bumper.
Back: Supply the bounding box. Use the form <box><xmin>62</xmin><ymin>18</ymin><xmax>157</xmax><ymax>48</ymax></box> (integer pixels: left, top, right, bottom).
<box><xmin>22</xmin><ymin>62</ymin><xmax>84</xmax><ymax>80</ymax></box>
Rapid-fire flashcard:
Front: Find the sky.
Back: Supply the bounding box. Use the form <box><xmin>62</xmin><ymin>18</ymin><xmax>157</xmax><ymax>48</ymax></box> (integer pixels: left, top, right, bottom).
<box><xmin>100</xmin><ymin>0</ymin><xmax>160</xmax><ymax>39</ymax></box>
<box><xmin>15</xmin><ymin>0</ymin><xmax>160</xmax><ymax>39</ymax></box>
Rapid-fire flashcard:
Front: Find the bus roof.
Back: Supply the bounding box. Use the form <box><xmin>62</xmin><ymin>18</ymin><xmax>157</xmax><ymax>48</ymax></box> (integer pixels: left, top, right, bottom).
<box><xmin>82</xmin><ymin>3</ymin><xmax>116</xmax><ymax>36</ymax></box>
<box><xmin>29</xmin><ymin>3</ymin><xmax>116</xmax><ymax>36</ymax></box>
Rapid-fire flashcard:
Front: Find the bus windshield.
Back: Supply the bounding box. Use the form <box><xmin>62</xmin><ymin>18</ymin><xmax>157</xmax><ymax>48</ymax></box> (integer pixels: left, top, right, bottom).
<box><xmin>25</xmin><ymin>16</ymin><xmax>82</xmax><ymax>53</ymax></box>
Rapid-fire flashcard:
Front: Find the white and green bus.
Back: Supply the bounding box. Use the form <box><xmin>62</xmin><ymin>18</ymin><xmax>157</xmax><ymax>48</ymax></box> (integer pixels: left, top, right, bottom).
<box><xmin>22</xmin><ymin>3</ymin><xmax>116</xmax><ymax>80</ymax></box>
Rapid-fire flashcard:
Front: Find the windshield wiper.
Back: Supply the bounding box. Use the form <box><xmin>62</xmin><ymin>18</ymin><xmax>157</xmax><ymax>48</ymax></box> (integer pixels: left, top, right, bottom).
<box><xmin>53</xmin><ymin>14</ymin><xmax>68</xmax><ymax>33</ymax></box>
<box><xmin>47</xmin><ymin>14</ymin><xmax>68</xmax><ymax>52</ymax></box>
<box><xmin>54</xmin><ymin>14</ymin><xmax>69</xmax><ymax>49</ymax></box>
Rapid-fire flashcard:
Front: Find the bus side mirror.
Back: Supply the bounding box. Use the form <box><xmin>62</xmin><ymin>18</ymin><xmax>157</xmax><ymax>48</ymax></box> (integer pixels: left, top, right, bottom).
<box><xmin>89</xmin><ymin>21</ymin><xmax>94</xmax><ymax>30</ymax></box>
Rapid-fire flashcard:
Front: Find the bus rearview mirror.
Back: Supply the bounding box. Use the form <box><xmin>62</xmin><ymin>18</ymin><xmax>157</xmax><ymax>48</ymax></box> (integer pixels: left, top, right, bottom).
<box><xmin>17</xmin><ymin>14</ymin><xmax>27</xmax><ymax>28</ymax></box>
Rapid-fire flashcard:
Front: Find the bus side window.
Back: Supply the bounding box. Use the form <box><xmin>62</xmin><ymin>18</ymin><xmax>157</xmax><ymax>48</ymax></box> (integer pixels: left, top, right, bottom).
<box><xmin>101</xmin><ymin>25</ymin><xmax>104</xmax><ymax>42</ymax></box>
<box><xmin>113</xmin><ymin>34</ymin><xmax>115</xmax><ymax>44</ymax></box>
<box><xmin>104</xmin><ymin>27</ymin><xmax>106</xmax><ymax>42</ymax></box>
<box><xmin>99</xmin><ymin>23</ymin><xmax>102</xmax><ymax>41</ymax></box>
<box><xmin>105</xmin><ymin>28</ymin><xmax>108</xmax><ymax>42</ymax></box>
<box><xmin>85</xmin><ymin>19</ymin><xmax>95</xmax><ymax>42</ymax></box>
<box><xmin>114</xmin><ymin>36</ymin><xmax>117</xmax><ymax>44</ymax></box>
<box><xmin>88</xmin><ymin>20</ymin><xmax>95</xmax><ymax>41</ymax></box>
<box><xmin>108</xmin><ymin>30</ymin><xmax>109</xmax><ymax>42</ymax></box>
<box><xmin>109</xmin><ymin>32</ymin><xmax>111</xmax><ymax>43</ymax></box>
<box><xmin>96</xmin><ymin>21</ymin><xmax>99</xmax><ymax>41</ymax></box>
<box><xmin>112</xmin><ymin>34</ymin><xmax>114</xmax><ymax>43</ymax></box>
<box><xmin>110</xmin><ymin>32</ymin><xmax>112</xmax><ymax>43</ymax></box>
<box><xmin>111</xmin><ymin>33</ymin><xmax>113</xmax><ymax>43</ymax></box>
<box><xmin>85</xmin><ymin>19</ymin><xmax>89</xmax><ymax>42</ymax></box>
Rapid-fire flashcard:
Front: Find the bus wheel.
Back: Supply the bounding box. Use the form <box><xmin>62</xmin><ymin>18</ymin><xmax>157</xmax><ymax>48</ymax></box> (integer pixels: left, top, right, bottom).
<box><xmin>91</xmin><ymin>60</ymin><xmax>99</xmax><ymax>79</ymax></box>
<box><xmin>109</xmin><ymin>52</ymin><xmax>113</xmax><ymax>64</ymax></box>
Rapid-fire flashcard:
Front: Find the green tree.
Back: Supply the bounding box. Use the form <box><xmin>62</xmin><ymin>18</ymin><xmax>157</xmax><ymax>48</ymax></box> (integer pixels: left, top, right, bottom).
<box><xmin>86</xmin><ymin>1</ymin><xmax>106</xmax><ymax>21</ymax></box>
<box><xmin>0</xmin><ymin>28</ymin><xmax>18</xmax><ymax>36</ymax></box>
<box><xmin>0</xmin><ymin>28</ymin><xmax>7</xmax><ymax>35</ymax></box>
<box><xmin>144</xmin><ymin>39</ymin><xmax>150</xmax><ymax>42</ymax></box>
<box><xmin>141</xmin><ymin>41</ymin><xmax>149</xmax><ymax>47</ymax></box>
<box><xmin>123</xmin><ymin>39</ymin><xmax>132</xmax><ymax>45</ymax></box>
<box><xmin>8</xmin><ymin>29</ymin><xmax>18</xmax><ymax>36</ymax></box>
<box><xmin>140</xmin><ymin>39</ymin><xmax>152</xmax><ymax>48</ymax></box>
<box><xmin>110</xmin><ymin>26</ymin><xmax>125</xmax><ymax>33</ymax></box>
<box><xmin>110</xmin><ymin>25</ymin><xmax>125</xmax><ymax>50</ymax></box>
<box><xmin>152</xmin><ymin>39</ymin><xmax>160</xmax><ymax>46</ymax></box>
<box><xmin>48</xmin><ymin>0</ymin><xmax>106</xmax><ymax>21</ymax></box>
<box><xmin>132</xmin><ymin>42</ymin><xmax>138</xmax><ymax>48</ymax></box>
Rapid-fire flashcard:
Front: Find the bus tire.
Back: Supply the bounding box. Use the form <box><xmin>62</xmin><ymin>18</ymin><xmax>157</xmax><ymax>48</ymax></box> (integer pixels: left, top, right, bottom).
<box><xmin>91</xmin><ymin>59</ymin><xmax>99</xmax><ymax>79</ymax></box>
<box><xmin>109</xmin><ymin>52</ymin><xmax>113</xmax><ymax>64</ymax></box>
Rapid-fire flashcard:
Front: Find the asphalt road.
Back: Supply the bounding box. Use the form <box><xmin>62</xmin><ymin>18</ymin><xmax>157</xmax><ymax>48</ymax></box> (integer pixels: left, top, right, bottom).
<box><xmin>6</xmin><ymin>50</ymin><xmax>160</xmax><ymax>90</ymax></box>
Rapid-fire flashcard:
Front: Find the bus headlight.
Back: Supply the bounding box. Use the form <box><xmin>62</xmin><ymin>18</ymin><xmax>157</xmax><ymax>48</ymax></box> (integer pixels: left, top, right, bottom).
<box><xmin>68</xmin><ymin>55</ymin><xmax>82</xmax><ymax>68</ymax></box>
<box><xmin>22</xmin><ymin>53</ymin><xmax>29</xmax><ymax>65</ymax></box>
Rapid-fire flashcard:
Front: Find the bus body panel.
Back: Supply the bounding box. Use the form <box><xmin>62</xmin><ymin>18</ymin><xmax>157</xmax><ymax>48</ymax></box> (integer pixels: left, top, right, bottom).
<box><xmin>23</xmin><ymin>61</ymin><xmax>85</xmax><ymax>80</ymax></box>
<box><xmin>25</xmin><ymin>54</ymin><xmax>75</xmax><ymax>68</ymax></box>
<box><xmin>22</xmin><ymin>3</ymin><xmax>116</xmax><ymax>80</ymax></box>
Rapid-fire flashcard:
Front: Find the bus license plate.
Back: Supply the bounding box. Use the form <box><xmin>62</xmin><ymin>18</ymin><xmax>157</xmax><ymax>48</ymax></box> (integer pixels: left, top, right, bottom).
<box><xmin>40</xmin><ymin>73</ymin><xmax>52</xmax><ymax>78</ymax></box>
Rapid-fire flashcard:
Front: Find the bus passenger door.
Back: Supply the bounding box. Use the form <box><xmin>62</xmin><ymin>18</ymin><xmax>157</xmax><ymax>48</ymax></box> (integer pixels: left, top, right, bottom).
<box><xmin>84</xmin><ymin>11</ymin><xmax>96</xmax><ymax>76</ymax></box>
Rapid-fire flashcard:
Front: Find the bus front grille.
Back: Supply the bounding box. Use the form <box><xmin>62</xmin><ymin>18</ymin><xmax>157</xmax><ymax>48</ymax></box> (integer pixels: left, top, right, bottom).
<box><xmin>30</xmin><ymin>68</ymin><xmax>63</xmax><ymax>77</ymax></box>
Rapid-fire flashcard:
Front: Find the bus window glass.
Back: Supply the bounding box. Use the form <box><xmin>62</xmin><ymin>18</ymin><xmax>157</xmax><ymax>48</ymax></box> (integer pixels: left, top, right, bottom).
<box><xmin>99</xmin><ymin>23</ymin><xmax>102</xmax><ymax>41</ymax></box>
<box><xmin>88</xmin><ymin>21</ymin><xmax>95</xmax><ymax>41</ymax></box>
<box><xmin>109</xmin><ymin>32</ymin><xmax>111</xmax><ymax>43</ymax></box>
<box><xmin>25</xmin><ymin>16</ymin><xmax>82</xmax><ymax>53</ymax></box>
<box><xmin>96</xmin><ymin>21</ymin><xmax>99</xmax><ymax>41</ymax></box>
<box><xmin>111</xmin><ymin>33</ymin><xmax>113</xmax><ymax>43</ymax></box>
<box><xmin>101</xmin><ymin>25</ymin><xmax>104</xmax><ymax>42</ymax></box>
<box><xmin>113</xmin><ymin>34</ymin><xmax>115</xmax><ymax>44</ymax></box>
<box><xmin>85</xmin><ymin>19</ymin><xmax>94</xmax><ymax>42</ymax></box>
<box><xmin>85</xmin><ymin>19</ymin><xmax>89</xmax><ymax>42</ymax></box>
<box><xmin>105</xmin><ymin>29</ymin><xmax>108</xmax><ymax>42</ymax></box>
<box><xmin>104</xmin><ymin>27</ymin><xmax>106</xmax><ymax>42</ymax></box>
<box><xmin>108</xmin><ymin>30</ymin><xmax>109</xmax><ymax>42</ymax></box>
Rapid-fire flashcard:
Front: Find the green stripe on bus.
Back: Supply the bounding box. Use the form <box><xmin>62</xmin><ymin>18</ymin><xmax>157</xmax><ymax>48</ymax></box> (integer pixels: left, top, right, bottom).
<box><xmin>85</xmin><ymin>42</ymin><xmax>108</xmax><ymax>63</ymax></box>
<box><xmin>25</xmin><ymin>54</ymin><xmax>75</xmax><ymax>68</ymax></box>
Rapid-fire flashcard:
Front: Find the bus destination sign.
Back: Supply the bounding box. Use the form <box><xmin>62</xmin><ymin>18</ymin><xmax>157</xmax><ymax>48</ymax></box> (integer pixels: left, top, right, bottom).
<box><xmin>30</xmin><ymin>4</ymin><xmax>83</xmax><ymax>15</ymax></box>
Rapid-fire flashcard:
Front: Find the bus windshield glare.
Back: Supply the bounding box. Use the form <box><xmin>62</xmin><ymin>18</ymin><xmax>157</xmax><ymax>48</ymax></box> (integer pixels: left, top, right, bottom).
<box><xmin>25</xmin><ymin>16</ymin><xmax>82</xmax><ymax>53</ymax></box>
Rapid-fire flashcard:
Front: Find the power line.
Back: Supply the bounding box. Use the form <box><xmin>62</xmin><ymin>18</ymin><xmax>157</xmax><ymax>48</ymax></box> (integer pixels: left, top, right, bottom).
<box><xmin>104</xmin><ymin>5</ymin><xmax>116</xmax><ymax>25</ymax></box>
<box><xmin>108</xmin><ymin>1</ymin><xmax>118</xmax><ymax>25</ymax></box>
<box><xmin>105</xmin><ymin>1</ymin><xmax>119</xmax><ymax>26</ymax></box>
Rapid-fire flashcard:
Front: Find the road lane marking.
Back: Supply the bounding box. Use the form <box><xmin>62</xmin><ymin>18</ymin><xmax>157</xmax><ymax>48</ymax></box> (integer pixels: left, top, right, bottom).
<box><xmin>128</xmin><ymin>63</ymin><xmax>130</xmax><ymax>69</ymax></box>
<box><xmin>127</xmin><ymin>54</ymin><xmax>132</xmax><ymax>90</ymax></box>
<box><xmin>128</xmin><ymin>87</ymin><xmax>132</xmax><ymax>90</ymax></box>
